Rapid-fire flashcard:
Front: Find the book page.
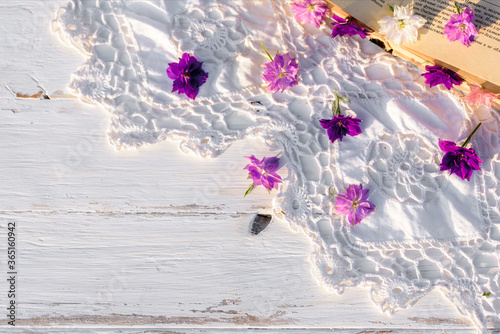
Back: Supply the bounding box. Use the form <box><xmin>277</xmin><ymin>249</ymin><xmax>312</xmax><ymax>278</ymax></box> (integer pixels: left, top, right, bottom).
<box><xmin>400</xmin><ymin>0</ymin><xmax>500</xmax><ymax>89</ymax></box>
<box><xmin>326</xmin><ymin>0</ymin><xmax>404</xmax><ymax>28</ymax></box>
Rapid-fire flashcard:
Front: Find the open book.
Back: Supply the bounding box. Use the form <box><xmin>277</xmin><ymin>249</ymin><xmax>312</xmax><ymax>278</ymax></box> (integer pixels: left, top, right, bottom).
<box><xmin>325</xmin><ymin>0</ymin><xmax>500</xmax><ymax>95</ymax></box>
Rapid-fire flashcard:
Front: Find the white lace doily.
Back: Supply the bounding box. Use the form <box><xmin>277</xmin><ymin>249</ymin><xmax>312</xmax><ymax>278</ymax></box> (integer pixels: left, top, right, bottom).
<box><xmin>53</xmin><ymin>1</ymin><xmax>500</xmax><ymax>332</ymax></box>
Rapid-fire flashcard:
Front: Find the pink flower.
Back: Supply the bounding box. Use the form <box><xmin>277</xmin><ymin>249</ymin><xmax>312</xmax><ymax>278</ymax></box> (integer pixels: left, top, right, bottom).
<box><xmin>262</xmin><ymin>52</ymin><xmax>299</xmax><ymax>93</ymax></box>
<box><xmin>291</xmin><ymin>0</ymin><xmax>329</xmax><ymax>28</ymax></box>
<box><xmin>334</xmin><ymin>184</ymin><xmax>375</xmax><ymax>226</ymax></box>
<box><xmin>244</xmin><ymin>155</ymin><xmax>282</xmax><ymax>196</ymax></box>
<box><xmin>463</xmin><ymin>84</ymin><xmax>498</xmax><ymax>108</ymax></box>
<box><xmin>443</xmin><ymin>5</ymin><xmax>478</xmax><ymax>47</ymax></box>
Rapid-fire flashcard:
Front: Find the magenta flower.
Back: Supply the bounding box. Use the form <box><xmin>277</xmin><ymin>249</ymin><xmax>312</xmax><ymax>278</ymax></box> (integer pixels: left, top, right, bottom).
<box><xmin>443</xmin><ymin>5</ymin><xmax>478</xmax><ymax>47</ymax></box>
<box><xmin>262</xmin><ymin>52</ymin><xmax>299</xmax><ymax>93</ymax></box>
<box><xmin>331</xmin><ymin>15</ymin><xmax>370</xmax><ymax>39</ymax></box>
<box><xmin>291</xmin><ymin>0</ymin><xmax>329</xmax><ymax>28</ymax></box>
<box><xmin>166</xmin><ymin>53</ymin><xmax>208</xmax><ymax>100</ymax></box>
<box><xmin>244</xmin><ymin>155</ymin><xmax>282</xmax><ymax>196</ymax></box>
<box><xmin>320</xmin><ymin>90</ymin><xmax>362</xmax><ymax>143</ymax></box>
<box><xmin>439</xmin><ymin>123</ymin><xmax>483</xmax><ymax>181</ymax></box>
<box><xmin>421</xmin><ymin>65</ymin><xmax>463</xmax><ymax>90</ymax></box>
<box><xmin>320</xmin><ymin>115</ymin><xmax>362</xmax><ymax>143</ymax></box>
<box><xmin>439</xmin><ymin>140</ymin><xmax>483</xmax><ymax>181</ymax></box>
<box><xmin>463</xmin><ymin>84</ymin><xmax>498</xmax><ymax>108</ymax></box>
<box><xmin>334</xmin><ymin>184</ymin><xmax>375</xmax><ymax>226</ymax></box>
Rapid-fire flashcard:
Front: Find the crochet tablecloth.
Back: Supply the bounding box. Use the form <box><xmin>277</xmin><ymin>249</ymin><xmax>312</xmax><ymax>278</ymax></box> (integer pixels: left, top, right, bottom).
<box><xmin>53</xmin><ymin>0</ymin><xmax>500</xmax><ymax>331</ymax></box>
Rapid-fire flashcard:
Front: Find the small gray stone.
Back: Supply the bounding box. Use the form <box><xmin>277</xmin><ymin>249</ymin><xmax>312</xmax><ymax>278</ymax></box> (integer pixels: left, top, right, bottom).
<box><xmin>250</xmin><ymin>214</ymin><xmax>272</xmax><ymax>235</ymax></box>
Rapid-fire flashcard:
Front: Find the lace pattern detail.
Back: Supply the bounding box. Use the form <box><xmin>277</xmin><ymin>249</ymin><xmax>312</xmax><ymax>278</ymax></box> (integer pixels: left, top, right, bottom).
<box><xmin>367</xmin><ymin>132</ymin><xmax>448</xmax><ymax>204</ymax></box>
<box><xmin>172</xmin><ymin>3</ymin><xmax>248</xmax><ymax>63</ymax></box>
<box><xmin>54</xmin><ymin>1</ymin><xmax>500</xmax><ymax>332</ymax></box>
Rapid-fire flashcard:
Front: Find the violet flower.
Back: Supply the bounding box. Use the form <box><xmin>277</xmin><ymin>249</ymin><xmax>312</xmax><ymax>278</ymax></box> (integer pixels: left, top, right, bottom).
<box><xmin>331</xmin><ymin>15</ymin><xmax>370</xmax><ymax>39</ymax></box>
<box><xmin>291</xmin><ymin>0</ymin><xmax>329</xmax><ymax>28</ymax></box>
<box><xmin>439</xmin><ymin>123</ymin><xmax>483</xmax><ymax>181</ymax></box>
<box><xmin>320</xmin><ymin>90</ymin><xmax>362</xmax><ymax>143</ymax></box>
<box><xmin>261</xmin><ymin>45</ymin><xmax>299</xmax><ymax>93</ymax></box>
<box><xmin>244</xmin><ymin>155</ymin><xmax>282</xmax><ymax>196</ymax></box>
<box><xmin>421</xmin><ymin>65</ymin><xmax>463</xmax><ymax>90</ymax></box>
<box><xmin>320</xmin><ymin>115</ymin><xmax>362</xmax><ymax>143</ymax></box>
<box><xmin>334</xmin><ymin>184</ymin><xmax>375</xmax><ymax>226</ymax></box>
<box><xmin>443</xmin><ymin>4</ymin><xmax>478</xmax><ymax>47</ymax></box>
<box><xmin>166</xmin><ymin>53</ymin><xmax>208</xmax><ymax>100</ymax></box>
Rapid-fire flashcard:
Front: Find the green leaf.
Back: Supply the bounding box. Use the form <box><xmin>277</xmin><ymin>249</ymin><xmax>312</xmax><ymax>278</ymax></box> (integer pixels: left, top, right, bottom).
<box><xmin>261</xmin><ymin>41</ymin><xmax>274</xmax><ymax>62</ymax></box>
<box><xmin>388</xmin><ymin>4</ymin><xmax>394</xmax><ymax>13</ymax></box>
<box><xmin>244</xmin><ymin>185</ymin><xmax>255</xmax><ymax>197</ymax></box>
<box><xmin>483</xmin><ymin>292</ymin><xmax>491</xmax><ymax>297</ymax></box>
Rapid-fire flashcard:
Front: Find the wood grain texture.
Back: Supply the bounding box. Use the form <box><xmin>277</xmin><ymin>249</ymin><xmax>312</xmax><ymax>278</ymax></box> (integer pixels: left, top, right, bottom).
<box><xmin>0</xmin><ymin>1</ymin><xmax>482</xmax><ymax>332</ymax></box>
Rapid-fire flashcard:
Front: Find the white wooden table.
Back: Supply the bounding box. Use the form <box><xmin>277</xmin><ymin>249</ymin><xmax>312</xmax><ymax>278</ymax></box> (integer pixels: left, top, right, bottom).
<box><xmin>0</xmin><ymin>1</ymin><xmax>481</xmax><ymax>332</ymax></box>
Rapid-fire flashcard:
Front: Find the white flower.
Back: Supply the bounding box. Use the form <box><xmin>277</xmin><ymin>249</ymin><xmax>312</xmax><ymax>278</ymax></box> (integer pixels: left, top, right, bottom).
<box><xmin>378</xmin><ymin>5</ymin><xmax>426</xmax><ymax>45</ymax></box>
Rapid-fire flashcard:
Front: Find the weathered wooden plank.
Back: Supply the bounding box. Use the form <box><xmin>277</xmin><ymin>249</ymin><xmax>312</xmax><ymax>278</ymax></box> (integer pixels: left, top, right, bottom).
<box><xmin>0</xmin><ymin>211</ymin><xmax>474</xmax><ymax>331</ymax></box>
<box><xmin>0</xmin><ymin>97</ymin><xmax>276</xmax><ymax>213</ymax></box>
<box><xmin>0</xmin><ymin>0</ymin><xmax>85</xmax><ymax>95</ymax></box>
<box><xmin>0</xmin><ymin>1</ymin><xmax>481</xmax><ymax>332</ymax></box>
<box><xmin>0</xmin><ymin>328</ymin><xmax>479</xmax><ymax>334</ymax></box>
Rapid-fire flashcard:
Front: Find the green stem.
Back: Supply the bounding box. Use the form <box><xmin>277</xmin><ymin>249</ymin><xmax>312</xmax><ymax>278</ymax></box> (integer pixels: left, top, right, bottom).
<box><xmin>461</xmin><ymin>123</ymin><xmax>481</xmax><ymax>148</ymax></box>
<box><xmin>454</xmin><ymin>2</ymin><xmax>461</xmax><ymax>14</ymax></box>
<box><xmin>261</xmin><ymin>41</ymin><xmax>274</xmax><ymax>62</ymax></box>
<box><xmin>332</xmin><ymin>90</ymin><xmax>351</xmax><ymax>116</ymax></box>
<box><xmin>328</xmin><ymin>186</ymin><xmax>336</xmax><ymax>198</ymax></box>
<box><xmin>388</xmin><ymin>4</ymin><xmax>394</xmax><ymax>13</ymax></box>
<box><xmin>244</xmin><ymin>184</ymin><xmax>255</xmax><ymax>197</ymax></box>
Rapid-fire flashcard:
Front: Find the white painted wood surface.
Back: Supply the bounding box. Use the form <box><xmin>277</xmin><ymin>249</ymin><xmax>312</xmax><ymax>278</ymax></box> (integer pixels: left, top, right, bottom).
<box><xmin>0</xmin><ymin>1</ymin><xmax>484</xmax><ymax>332</ymax></box>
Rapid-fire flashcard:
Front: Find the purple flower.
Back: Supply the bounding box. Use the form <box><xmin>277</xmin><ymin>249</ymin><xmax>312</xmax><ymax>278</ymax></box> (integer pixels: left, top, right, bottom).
<box><xmin>439</xmin><ymin>139</ymin><xmax>483</xmax><ymax>181</ymax></box>
<box><xmin>331</xmin><ymin>15</ymin><xmax>369</xmax><ymax>39</ymax></box>
<box><xmin>334</xmin><ymin>184</ymin><xmax>375</xmax><ymax>226</ymax></box>
<box><xmin>262</xmin><ymin>52</ymin><xmax>299</xmax><ymax>93</ymax></box>
<box><xmin>443</xmin><ymin>6</ymin><xmax>478</xmax><ymax>47</ymax></box>
<box><xmin>166</xmin><ymin>53</ymin><xmax>208</xmax><ymax>100</ymax></box>
<box><xmin>244</xmin><ymin>155</ymin><xmax>282</xmax><ymax>195</ymax></box>
<box><xmin>421</xmin><ymin>65</ymin><xmax>463</xmax><ymax>90</ymax></box>
<box><xmin>320</xmin><ymin>115</ymin><xmax>362</xmax><ymax>143</ymax></box>
<box><xmin>291</xmin><ymin>0</ymin><xmax>329</xmax><ymax>28</ymax></box>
